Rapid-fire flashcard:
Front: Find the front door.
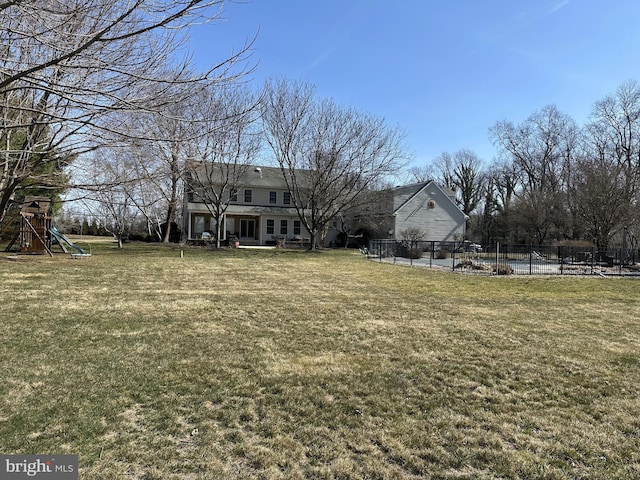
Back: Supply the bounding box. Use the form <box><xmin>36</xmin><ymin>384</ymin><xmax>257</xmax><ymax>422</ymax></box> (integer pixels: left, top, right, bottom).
<box><xmin>240</xmin><ymin>219</ymin><xmax>255</xmax><ymax>240</ymax></box>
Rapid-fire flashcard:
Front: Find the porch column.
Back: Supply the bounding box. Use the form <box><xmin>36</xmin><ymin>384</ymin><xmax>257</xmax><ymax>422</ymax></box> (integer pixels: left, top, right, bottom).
<box><xmin>222</xmin><ymin>213</ymin><xmax>226</xmax><ymax>242</ymax></box>
<box><xmin>255</xmin><ymin>215</ymin><xmax>260</xmax><ymax>244</ymax></box>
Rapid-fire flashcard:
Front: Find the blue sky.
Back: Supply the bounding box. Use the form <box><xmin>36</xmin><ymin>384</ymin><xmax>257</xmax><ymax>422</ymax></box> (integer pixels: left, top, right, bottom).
<box><xmin>188</xmin><ymin>0</ymin><xmax>640</xmax><ymax>167</ymax></box>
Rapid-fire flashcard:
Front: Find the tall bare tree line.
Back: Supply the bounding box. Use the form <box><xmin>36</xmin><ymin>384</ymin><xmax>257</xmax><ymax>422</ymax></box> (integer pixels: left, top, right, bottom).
<box><xmin>410</xmin><ymin>81</ymin><xmax>640</xmax><ymax>249</ymax></box>
<box><xmin>0</xmin><ymin>0</ymin><xmax>251</xmax><ymax>231</ymax></box>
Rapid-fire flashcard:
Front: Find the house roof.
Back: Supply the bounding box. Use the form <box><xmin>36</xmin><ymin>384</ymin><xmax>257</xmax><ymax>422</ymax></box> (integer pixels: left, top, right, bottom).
<box><xmin>240</xmin><ymin>165</ymin><xmax>289</xmax><ymax>189</ymax></box>
<box><xmin>188</xmin><ymin>164</ymin><xmax>314</xmax><ymax>190</ymax></box>
<box><xmin>187</xmin><ymin>164</ymin><xmax>285</xmax><ymax>189</ymax></box>
<box><xmin>391</xmin><ymin>180</ymin><xmax>462</xmax><ymax>216</ymax></box>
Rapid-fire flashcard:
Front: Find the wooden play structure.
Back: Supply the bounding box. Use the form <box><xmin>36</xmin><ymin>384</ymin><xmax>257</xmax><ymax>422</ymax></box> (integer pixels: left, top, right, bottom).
<box><xmin>3</xmin><ymin>197</ymin><xmax>89</xmax><ymax>257</ymax></box>
<box><xmin>5</xmin><ymin>196</ymin><xmax>53</xmax><ymax>255</ymax></box>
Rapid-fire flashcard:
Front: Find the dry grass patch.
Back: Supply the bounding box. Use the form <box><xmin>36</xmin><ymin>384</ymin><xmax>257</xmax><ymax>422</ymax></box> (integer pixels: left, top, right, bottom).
<box><xmin>1</xmin><ymin>244</ymin><xmax>639</xmax><ymax>478</ymax></box>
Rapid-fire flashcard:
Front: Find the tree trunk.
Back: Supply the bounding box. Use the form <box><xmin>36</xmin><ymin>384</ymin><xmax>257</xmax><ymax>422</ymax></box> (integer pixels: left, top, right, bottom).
<box><xmin>162</xmin><ymin>201</ymin><xmax>176</xmax><ymax>243</ymax></box>
<box><xmin>308</xmin><ymin>231</ymin><xmax>317</xmax><ymax>251</ymax></box>
<box><xmin>216</xmin><ymin>215</ymin><xmax>222</xmax><ymax>249</ymax></box>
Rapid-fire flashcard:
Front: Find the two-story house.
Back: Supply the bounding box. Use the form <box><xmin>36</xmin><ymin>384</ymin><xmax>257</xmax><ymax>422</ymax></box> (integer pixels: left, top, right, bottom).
<box><xmin>183</xmin><ymin>164</ymin><xmax>467</xmax><ymax>246</ymax></box>
<box><xmin>183</xmin><ymin>165</ymin><xmax>311</xmax><ymax>245</ymax></box>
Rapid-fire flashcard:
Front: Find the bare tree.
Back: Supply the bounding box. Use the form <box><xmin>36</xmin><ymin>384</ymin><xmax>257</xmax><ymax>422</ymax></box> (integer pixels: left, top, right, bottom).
<box><xmin>407</xmin><ymin>164</ymin><xmax>435</xmax><ymax>183</ymax></box>
<box><xmin>569</xmin><ymin>107</ymin><xmax>639</xmax><ymax>248</ymax></box>
<box><xmin>477</xmin><ymin>159</ymin><xmax>520</xmax><ymax>243</ymax></box>
<box><xmin>571</xmin><ymin>153</ymin><xmax>628</xmax><ymax>249</ymax></box>
<box><xmin>451</xmin><ymin>150</ymin><xmax>486</xmax><ymax>216</ymax></box>
<box><xmin>589</xmin><ymin>80</ymin><xmax>640</xmax><ymax>215</ymax></box>
<box><xmin>472</xmin><ymin>174</ymin><xmax>500</xmax><ymax>244</ymax></box>
<box><xmin>125</xmin><ymin>152</ymin><xmax>170</xmax><ymax>240</ymax></box>
<box><xmin>490</xmin><ymin>105</ymin><xmax>578</xmax><ymax>243</ymax></box>
<box><xmin>0</xmin><ymin>0</ymin><xmax>251</xmax><ymax>226</ymax></box>
<box><xmin>81</xmin><ymin>150</ymin><xmax>140</xmax><ymax>248</ymax></box>
<box><xmin>430</xmin><ymin>149</ymin><xmax>487</xmax><ymax>216</ymax></box>
<box><xmin>184</xmin><ymin>86</ymin><xmax>262</xmax><ymax>248</ymax></box>
<box><xmin>116</xmin><ymin>88</ymin><xmax>198</xmax><ymax>243</ymax></box>
<box><xmin>430</xmin><ymin>152</ymin><xmax>456</xmax><ymax>191</ymax></box>
<box><xmin>261</xmin><ymin>79</ymin><xmax>408</xmax><ymax>250</ymax></box>
<box><xmin>488</xmin><ymin>159</ymin><xmax>519</xmax><ymax>213</ymax></box>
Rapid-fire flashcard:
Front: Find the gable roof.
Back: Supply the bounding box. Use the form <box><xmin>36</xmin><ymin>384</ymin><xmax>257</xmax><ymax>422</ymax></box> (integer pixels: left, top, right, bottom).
<box><xmin>392</xmin><ymin>180</ymin><xmax>462</xmax><ymax>216</ymax></box>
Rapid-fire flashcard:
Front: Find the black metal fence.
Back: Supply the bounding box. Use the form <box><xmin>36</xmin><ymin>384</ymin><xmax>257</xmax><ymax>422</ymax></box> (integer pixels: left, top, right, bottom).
<box><xmin>367</xmin><ymin>239</ymin><xmax>640</xmax><ymax>276</ymax></box>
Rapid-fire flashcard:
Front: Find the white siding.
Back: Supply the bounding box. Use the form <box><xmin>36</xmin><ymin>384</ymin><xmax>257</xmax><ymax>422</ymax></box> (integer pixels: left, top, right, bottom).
<box><xmin>393</xmin><ymin>184</ymin><xmax>465</xmax><ymax>242</ymax></box>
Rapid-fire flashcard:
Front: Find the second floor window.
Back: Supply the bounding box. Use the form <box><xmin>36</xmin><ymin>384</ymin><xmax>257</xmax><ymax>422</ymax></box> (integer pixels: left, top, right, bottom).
<box><xmin>230</xmin><ymin>189</ymin><xmax>237</xmax><ymax>202</ymax></box>
<box><xmin>244</xmin><ymin>189</ymin><xmax>252</xmax><ymax>203</ymax></box>
<box><xmin>283</xmin><ymin>191</ymin><xmax>291</xmax><ymax>205</ymax></box>
<box><xmin>269</xmin><ymin>191</ymin><xmax>277</xmax><ymax>204</ymax></box>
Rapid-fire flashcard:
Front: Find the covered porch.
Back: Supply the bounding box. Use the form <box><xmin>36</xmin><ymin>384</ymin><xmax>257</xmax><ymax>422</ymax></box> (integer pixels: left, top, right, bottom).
<box><xmin>186</xmin><ymin>211</ymin><xmax>261</xmax><ymax>245</ymax></box>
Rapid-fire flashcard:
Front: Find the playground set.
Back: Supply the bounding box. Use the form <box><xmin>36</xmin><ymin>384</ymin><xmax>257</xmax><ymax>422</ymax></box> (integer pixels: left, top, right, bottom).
<box><xmin>2</xmin><ymin>196</ymin><xmax>90</xmax><ymax>258</ymax></box>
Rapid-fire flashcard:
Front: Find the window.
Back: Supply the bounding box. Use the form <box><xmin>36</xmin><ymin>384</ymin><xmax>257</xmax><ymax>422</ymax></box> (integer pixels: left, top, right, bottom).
<box><xmin>283</xmin><ymin>191</ymin><xmax>291</xmax><ymax>205</ymax></box>
<box><xmin>280</xmin><ymin>219</ymin><xmax>288</xmax><ymax>235</ymax></box>
<box><xmin>269</xmin><ymin>191</ymin><xmax>277</xmax><ymax>204</ymax></box>
<box><xmin>244</xmin><ymin>189</ymin><xmax>252</xmax><ymax>203</ymax></box>
<box><xmin>193</xmin><ymin>216</ymin><xmax>204</xmax><ymax>235</ymax></box>
<box><xmin>266</xmin><ymin>219</ymin><xmax>274</xmax><ymax>235</ymax></box>
<box><xmin>293</xmin><ymin>220</ymin><xmax>301</xmax><ymax>235</ymax></box>
<box><xmin>230</xmin><ymin>188</ymin><xmax>237</xmax><ymax>202</ymax></box>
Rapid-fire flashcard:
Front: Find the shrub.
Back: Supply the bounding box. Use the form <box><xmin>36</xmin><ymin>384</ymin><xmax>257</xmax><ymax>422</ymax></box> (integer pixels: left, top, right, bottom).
<box><xmin>493</xmin><ymin>264</ymin><xmax>514</xmax><ymax>275</ymax></box>
<box><xmin>128</xmin><ymin>232</ymin><xmax>148</xmax><ymax>242</ymax></box>
<box><xmin>455</xmin><ymin>260</ymin><xmax>474</xmax><ymax>269</ymax></box>
<box><xmin>455</xmin><ymin>260</ymin><xmax>492</xmax><ymax>272</ymax></box>
<box><xmin>435</xmin><ymin>248</ymin><xmax>450</xmax><ymax>259</ymax></box>
<box><xmin>399</xmin><ymin>227</ymin><xmax>426</xmax><ymax>243</ymax></box>
<box><xmin>395</xmin><ymin>243</ymin><xmax>423</xmax><ymax>259</ymax></box>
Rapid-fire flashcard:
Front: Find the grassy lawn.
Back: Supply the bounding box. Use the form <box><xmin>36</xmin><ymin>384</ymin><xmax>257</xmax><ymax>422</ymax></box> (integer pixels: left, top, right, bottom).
<box><xmin>1</xmin><ymin>243</ymin><xmax>639</xmax><ymax>479</ymax></box>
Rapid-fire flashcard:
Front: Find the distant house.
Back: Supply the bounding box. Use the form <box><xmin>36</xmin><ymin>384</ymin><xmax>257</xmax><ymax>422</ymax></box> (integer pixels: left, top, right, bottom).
<box><xmin>354</xmin><ymin>181</ymin><xmax>467</xmax><ymax>242</ymax></box>
<box><xmin>183</xmin><ymin>166</ymin><xmax>466</xmax><ymax>246</ymax></box>
<box><xmin>183</xmin><ymin>165</ymin><xmax>311</xmax><ymax>246</ymax></box>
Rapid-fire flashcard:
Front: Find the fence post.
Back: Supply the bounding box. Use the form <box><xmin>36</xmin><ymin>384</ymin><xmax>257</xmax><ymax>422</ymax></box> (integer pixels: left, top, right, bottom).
<box><xmin>529</xmin><ymin>244</ymin><xmax>533</xmax><ymax>275</ymax></box>
<box><xmin>452</xmin><ymin>244</ymin><xmax>456</xmax><ymax>271</ymax></box>
<box><xmin>410</xmin><ymin>243</ymin><xmax>413</xmax><ymax>266</ymax></box>
<box><xmin>619</xmin><ymin>249</ymin><xmax>623</xmax><ymax>275</ymax></box>
<box><xmin>430</xmin><ymin>241</ymin><xmax>433</xmax><ymax>268</ymax></box>
<box><xmin>496</xmin><ymin>242</ymin><xmax>499</xmax><ymax>274</ymax></box>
